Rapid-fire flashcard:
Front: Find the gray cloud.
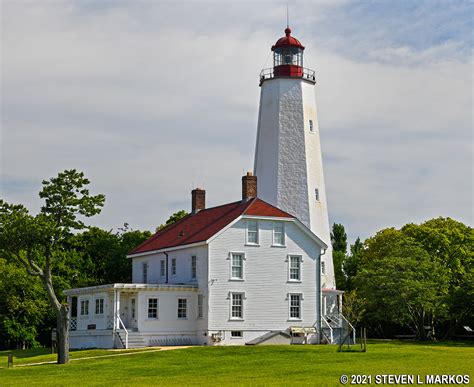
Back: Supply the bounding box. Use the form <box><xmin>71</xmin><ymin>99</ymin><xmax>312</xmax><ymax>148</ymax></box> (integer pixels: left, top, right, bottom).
<box><xmin>1</xmin><ymin>1</ymin><xmax>472</xmax><ymax>243</ymax></box>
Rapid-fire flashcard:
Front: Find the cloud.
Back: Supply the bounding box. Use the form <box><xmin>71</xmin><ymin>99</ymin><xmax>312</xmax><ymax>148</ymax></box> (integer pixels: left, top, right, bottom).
<box><xmin>1</xmin><ymin>1</ymin><xmax>472</xmax><ymax>243</ymax></box>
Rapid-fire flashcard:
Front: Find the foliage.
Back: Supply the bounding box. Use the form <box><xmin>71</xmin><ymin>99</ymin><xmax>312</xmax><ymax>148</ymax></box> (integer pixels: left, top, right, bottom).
<box><xmin>356</xmin><ymin>229</ymin><xmax>450</xmax><ymax>339</ymax></box>
<box><xmin>343</xmin><ymin>237</ymin><xmax>363</xmax><ymax>291</ymax></box>
<box><xmin>331</xmin><ymin>223</ymin><xmax>347</xmax><ymax>253</ymax></box>
<box><xmin>0</xmin><ymin>170</ymin><xmax>105</xmax><ymax>363</ymax></box>
<box><xmin>156</xmin><ymin>210</ymin><xmax>188</xmax><ymax>232</ymax></box>
<box><xmin>341</xmin><ymin>289</ymin><xmax>366</xmax><ymax>327</ymax></box>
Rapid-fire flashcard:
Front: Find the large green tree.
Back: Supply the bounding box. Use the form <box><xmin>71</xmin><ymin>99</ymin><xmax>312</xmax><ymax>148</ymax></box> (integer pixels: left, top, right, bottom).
<box><xmin>356</xmin><ymin>229</ymin><xmax>449</xmax><ymax>339</ymax></box>
<box><xmin>0</xmin><ymin>170</ymin><xmax>105</xmax><ymax>364</ymax></box>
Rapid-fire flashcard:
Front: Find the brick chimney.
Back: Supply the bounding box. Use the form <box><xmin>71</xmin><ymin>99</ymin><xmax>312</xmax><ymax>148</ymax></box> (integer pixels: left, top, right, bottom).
<box><xmin>191</xmin><ymin>188</ymin><xmax>206</xmax><ymax>213</ymax></box>
<box><xmin>242</xmin><ymin>172</ymin><xmax>257</xmax><ymax>201</ymax></box>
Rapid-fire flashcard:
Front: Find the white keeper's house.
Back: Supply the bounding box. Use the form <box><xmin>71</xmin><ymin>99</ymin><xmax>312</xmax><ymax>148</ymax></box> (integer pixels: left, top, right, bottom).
<box><xmin>65</xmin><ymin>26</ymin><xmax>352</xmax><ymax>348</ymax></box>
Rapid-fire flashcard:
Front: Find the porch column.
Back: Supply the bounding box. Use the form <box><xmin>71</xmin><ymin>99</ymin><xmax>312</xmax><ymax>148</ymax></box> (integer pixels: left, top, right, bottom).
<box><xmin>115</xmin><ymin>290</ymin><xmax>121</xmax><ymax>329</ymax></box>
<box><xmin>113</xmin><ymin>290</ymin><xmax>117</xmax><ymax>332</ymax></box>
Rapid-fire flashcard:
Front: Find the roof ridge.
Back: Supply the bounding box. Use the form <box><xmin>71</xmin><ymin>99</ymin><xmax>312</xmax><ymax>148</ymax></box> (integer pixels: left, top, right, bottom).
<box><xmin>244</xmin><ymin>197</ymin><xmax>295</xmax><ymax>218</ymax></box>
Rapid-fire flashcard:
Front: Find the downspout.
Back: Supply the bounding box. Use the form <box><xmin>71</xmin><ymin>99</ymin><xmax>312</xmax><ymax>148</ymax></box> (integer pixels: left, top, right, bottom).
<box><xmin>164</xmin><ymin>252</ymin><xmax>169</xmax><ymax>284</ymax></box>
<box><xmin>316</xmin><ymin>248</ymin><xmax>327</xmax><ymax>344</ymax></box>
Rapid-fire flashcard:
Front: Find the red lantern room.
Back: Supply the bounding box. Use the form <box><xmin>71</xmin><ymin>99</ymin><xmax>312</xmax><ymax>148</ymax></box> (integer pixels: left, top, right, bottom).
<box><xmin>272</xmin><ymin>27</ymin><xmax>304</xmax><ymax>77</ymax></box>
<box><xmin>260</xmin><ymin>27</ymin><xmax>315</xmax><ymax>85</ymax></box>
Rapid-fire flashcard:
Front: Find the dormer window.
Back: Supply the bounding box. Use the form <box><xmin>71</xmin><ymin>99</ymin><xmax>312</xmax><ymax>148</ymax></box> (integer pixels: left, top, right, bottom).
<box><xmin>246</xmin><ymin>220</ymin><xmax>259</xmax><ymax>245</ymax></box>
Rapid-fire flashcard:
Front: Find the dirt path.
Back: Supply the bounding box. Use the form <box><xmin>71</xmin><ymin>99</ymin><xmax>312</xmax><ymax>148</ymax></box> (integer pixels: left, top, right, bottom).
<box><xmin>7</xmin><ymin>346</ymin><xmax>191</xmax><ymax>368</ymax></box>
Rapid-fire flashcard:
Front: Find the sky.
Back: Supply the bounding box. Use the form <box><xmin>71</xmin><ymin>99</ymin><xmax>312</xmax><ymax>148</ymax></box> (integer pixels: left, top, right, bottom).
<box><xmin>1</xmin><ymin>0</ymin><xmax>472</xmax><ymax>243</ymax></box>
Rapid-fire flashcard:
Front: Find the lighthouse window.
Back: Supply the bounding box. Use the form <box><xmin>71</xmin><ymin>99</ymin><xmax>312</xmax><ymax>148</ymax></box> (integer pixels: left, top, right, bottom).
<box><xmin>315</xmin><ymin>188</ymin><xmax>320</xmax><ymax>201</ymax></box>
<box><xmin>309</xmin><ymin>120</ymin><xmax>314</xmax><ymax>132</ymax></box>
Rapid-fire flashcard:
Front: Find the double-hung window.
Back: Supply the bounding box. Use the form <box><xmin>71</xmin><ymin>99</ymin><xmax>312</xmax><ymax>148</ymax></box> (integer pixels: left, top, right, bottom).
<box><xmin>160</xmin><ymin>260</ymin><xmax>165</xmax><ymax>277</ymax></box>
<box><xmin>289</xmin><ymin>255</ymin><xmax>301</xmax><ymax>281</ymax></box>
<box><xmin>142</xmin><ymin>262</ymin><xmax>148</xmax><ymax>283</ymax></box>
<box><xmin>95</xmin><ymin>298</ymin><xmax>104</xmax><ymax>315</ymax></box>
<box><xmin>230</xmin><ymin>253</ymin><xmax>244</xmax><ymax>280</ymax></box>
<box><xmin>197</xmin><ymin>294</ymin><xmax>204</xmax><ymax>319</ymax></box>
<box><xmin>80</xmin><ymin>300</ymin><xmax>89</xmax><ymax>316</ymax></box>
<box><xmin>246</xmin><ymin>220</ymin><xmax>259</xmax><ymax>245</ymax></box>
<box><xmin>273</xmin><ymin>222</ymin><xmax>285</xmax><ymax>246</ymax></box>
<box><xmin>171</xmin><ymin>258</ymin><xmax>177</xmax><ymax>276</ymax></box>
<box><xmin>231</xmin><ymin>293</ymin><xmax>244</xmax><ymax>319</ymax></box>
<box><xmin>177</xmin><ymin>299</ymin><xmax>187</xmax><ymax>319</ymax></box>
<box><xmin>148</xmin><ymin>298</ymin><xmax>158</xmax><ymax>319</ymax></box>
<box><xmin>289</xmin><ymin>294</ymin><xmax>302</xmax><ymax>320</ymax></box>
<box><xmin>191</xmin><ymin>256</ymin><xmax>197</xmax><ymax>280</ymax></box>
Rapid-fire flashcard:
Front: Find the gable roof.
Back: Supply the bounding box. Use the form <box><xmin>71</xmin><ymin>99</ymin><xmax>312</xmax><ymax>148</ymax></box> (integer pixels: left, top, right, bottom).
<box><xmin>129</xmin><ymin>198</ymin><xmax>294</xmax><ymax>256</ymax></box>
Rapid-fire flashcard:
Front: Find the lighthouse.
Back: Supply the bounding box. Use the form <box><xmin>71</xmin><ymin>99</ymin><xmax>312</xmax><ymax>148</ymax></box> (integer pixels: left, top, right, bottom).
<box><xmin>254</xmin><ymin>27</ymin><xmax>336</xmax><ymax>290</ymax></box>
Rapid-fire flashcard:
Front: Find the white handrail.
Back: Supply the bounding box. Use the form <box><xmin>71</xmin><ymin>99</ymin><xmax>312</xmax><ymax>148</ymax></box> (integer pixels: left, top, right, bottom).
<box><xmin>117</xmin><ymin>316</ymin><xmax>129</xmax><ymax>349</ymax></box>
<box><xmin>340</xmin><ymin>314</ymin><xmax>356</xmax><ymax>344</ymax></box>
<box><xmin>321</xmin><ymin>315</ymin><xmax>334</xmax><ymax>344</ymax></box>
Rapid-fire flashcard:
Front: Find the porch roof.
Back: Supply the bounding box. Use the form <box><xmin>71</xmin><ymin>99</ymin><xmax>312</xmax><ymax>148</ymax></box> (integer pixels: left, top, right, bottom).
<box><xmin>64</xmin><ymin>283</ymin><xmax>199</xmax><ymax>296</ymax></box>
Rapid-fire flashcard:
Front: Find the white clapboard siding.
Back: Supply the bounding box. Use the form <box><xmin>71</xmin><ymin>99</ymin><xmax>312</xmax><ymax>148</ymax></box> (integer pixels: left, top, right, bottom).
<box><xmin>208</xmin><ymin>218</ymin><xmax>321</xmax><ymax>333</ymax></box>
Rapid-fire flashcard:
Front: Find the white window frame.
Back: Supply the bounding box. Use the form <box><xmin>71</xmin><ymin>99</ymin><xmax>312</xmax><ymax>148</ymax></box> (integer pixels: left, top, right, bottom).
<box><xmin>142</xmin><ymin>262</ymin><xmax>148</xmax><ymax>283</ymax></box>
<box><xmin>191</xmin><ymin>255</ymin><xmax>197</xmax><ymax>280</ymax></box>
<box><xmin>171</xmin><ymin>258</ymin><xmax>177</xmax><ymax>276</ymax></box>
<box><xmin>94</xmin><ymin>298</ymin><xmax>104</xmax><ymax>315</ymax></box>
<box><xmin>131</xmin><ymin>298</ymin><xmax>136</xmax><ymax>319</ymax></box>
<box><xmin>246</xmin><ymin>220</ymin><xmax>259</xmax><ymax>245</ymax></box>
<box><xmin>147</xmin><ymin>298</ymin><xmax>159</xmax><ymax>320</ymax></box>
<box><xmin>288</xmin><ymin>255</ymin><xmax>303</xmax><ymax>282</ymax></box>
<box><xmin>197</xmin><ymin>294</ymin><xmax>204</xmax><ymax>319</ymax></box>
<box><xmin>160</xmin><ymin>260</ymin><xmax>166</xmax><ymax>277</ymax></box>
<box><xmin>231</xmin><ymin>330</ymin><xmax>243</xmax><ymax>339</ymax></box>
<box><xmin>229</xmin><ymin>292</ymin><xmax>245</xmax><ymax>320</ymax></box>
<box><xmin>288</xmin><ymin>293</ymin><xmax>303</xmax><ymax>321</ymax></box>
<box><xmin>272</xmin><ymin>222</ymin><xmax>286</xmax><ymax>246</ymax></box>
<box><xmin>229</xmin><ymin>252</ymin><xmax>245</xmax><ymax>281</ymax></box>
<box><xmin>177</xmin><ymin>298</ymin><xmax>188</xmax><ymax>319</ymax></box>
<box><xmin>80</xmin><ymin>299</ymin><xmax>89</xmax><ymax>316</ymax></box>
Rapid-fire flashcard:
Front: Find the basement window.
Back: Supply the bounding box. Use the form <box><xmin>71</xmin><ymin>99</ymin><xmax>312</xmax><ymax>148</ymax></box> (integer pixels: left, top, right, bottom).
<box><xmin>231</xmin><ymin>331</ymin><xmax>243</xmax><ymax>338</ymax></box>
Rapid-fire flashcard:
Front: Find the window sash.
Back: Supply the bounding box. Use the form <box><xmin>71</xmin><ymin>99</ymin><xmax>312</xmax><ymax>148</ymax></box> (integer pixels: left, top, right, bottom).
<box><xmin>247</xmin><ymin>221</ymin><xmax>258</xmax><ymax>244</ymax></box>
<box><xmin>160</xmin><ymin>260</ymin><xmax>165</xmax><ymax>277</ymax></box>
<box><xmin>273</xmin><ymin>223</ymin><xmax>285</xmax><ymax>245</ymax></box>
<box><xmin>148</xmin><ymin>298</ymin><xmax>158</xmax><ymax>319</ymax></box>
<box><xmin>290</xmin><ymin>295</ymin><xmax>301</xmax><ymax>319</ymax></box>
<box><xmin>95</xmin><ymin>298</ymin><xmax>104</xmax><ymax>315</ymax></box>
<box><xmin>289</xmin><ymin>256</ymin><xmax>301</xmax><ymax>280</ymax></box>
<box><xmin>197</xmin><ymin>294</ymin><xmax>203</xmax><ymax>318</ymax></box>
<box><xmin>178</xmin><ymin>299</ymin><xmax>187</xmax><ymax>319</ymax></box>
<box><xmin>231</xmin><ymin>293</ymin><xmax>243</xmax><ymax>318</ymax></box>
<box><xmin>231</xmin><ymin>254</ymin><xmax>243</xmax><ymax>279</ymax></box>
<box><xmin>171</xmin><ymin>258</ymin><xmax>177</xmax><ymax>275</ymax></box>
<box><xmin>191</xmin><ymin>256</ymin><xmax>197</xmax><ymax>279</ymax></box>
<box><xmin>142</xmin><ymin>263</ymin><xmax>148</xmax><ymax>283</ymax></box>
<box><xmin>80</xmin><ymin>300</ymin><xmax>89</xmax><ymax>315</ymax></box>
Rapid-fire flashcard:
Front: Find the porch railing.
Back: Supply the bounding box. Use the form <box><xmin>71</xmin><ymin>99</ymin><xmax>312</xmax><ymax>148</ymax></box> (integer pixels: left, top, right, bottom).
<box><xmin>117</xmin><ymin>316</ymin><xmax>129</xmax><ymax>349</ymax></box>
<box><xmin>321</xmin><ymin>315</ymin><xmax>334</xmax><ymax>343</ymax></box>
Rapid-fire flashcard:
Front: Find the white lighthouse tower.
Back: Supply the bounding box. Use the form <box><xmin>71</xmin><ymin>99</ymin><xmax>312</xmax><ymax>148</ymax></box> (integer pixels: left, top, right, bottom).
<box><xmin>254</xmin><ymin>27</ymin><xmax>336</xmax><ymax>291</ymax></box>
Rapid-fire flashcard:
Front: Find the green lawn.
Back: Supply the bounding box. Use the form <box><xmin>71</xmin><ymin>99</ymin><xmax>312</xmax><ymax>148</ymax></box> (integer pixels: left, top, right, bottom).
<box><xmin>0</xmin><ymin>341</ymin><xmax>472</xmax><ymax>386</ymax></box>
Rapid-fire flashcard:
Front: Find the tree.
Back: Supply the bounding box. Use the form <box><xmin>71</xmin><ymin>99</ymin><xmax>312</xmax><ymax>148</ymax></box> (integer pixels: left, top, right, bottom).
<box><xmin>356</xmin><ymin>229</ymin><xmax>449</xmax><ymax>339</ymax></box>
<box><xmin>331</xmin><ymin>223</ymin><xmax>348</xmax><ymax>290</ymax></box>
<box><xmin>0</xmin><ymin>170</ymin><xmax>105</xmax><ymax>363</ymax></box>
<box><xmin>342</xmin><ymin>289</ymin><xmax>366</xmax><ymax>327</ymax></box>
<box><xmin>343</xmin><ymin>237</ymin><xmax>363</xmax><ymax>291</ymax></box>
<box><xmin>156</xmin><ymin>210</ymin><xmax>188</xmax><ymax>232</ymax></box>
<box><xmin>402</xmin><ymin>217</ymin><xmax>473</xmax><ymax>337</ymax></box>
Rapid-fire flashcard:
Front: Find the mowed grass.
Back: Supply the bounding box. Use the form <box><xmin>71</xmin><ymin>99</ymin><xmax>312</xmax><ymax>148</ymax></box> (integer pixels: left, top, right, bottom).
<box><xmin>0</xmin><ymin>341</ymin><xmax>472</xmax><ymax>386</ymax></box>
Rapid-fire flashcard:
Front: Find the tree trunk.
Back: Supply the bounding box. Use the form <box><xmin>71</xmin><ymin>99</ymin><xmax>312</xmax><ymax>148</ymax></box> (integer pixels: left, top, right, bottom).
<box><xmin>56</xmin><ymin>304</ymin><xmax>70</xmax><ymax>364</ymax></box>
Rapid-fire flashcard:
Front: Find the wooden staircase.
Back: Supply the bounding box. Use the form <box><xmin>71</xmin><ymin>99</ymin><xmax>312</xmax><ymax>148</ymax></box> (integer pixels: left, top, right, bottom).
<box><xmin>116</xmin><ymin>330</ymin><xmax>147</xmax><ymax>348</ymax></box>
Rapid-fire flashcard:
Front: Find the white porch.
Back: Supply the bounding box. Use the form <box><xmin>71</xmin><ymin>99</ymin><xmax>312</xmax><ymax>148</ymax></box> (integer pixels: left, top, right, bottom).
<box><xmin>64</xmin><ymin>283</ymin><xmax>199</xmax><ymax>349</ymax></box>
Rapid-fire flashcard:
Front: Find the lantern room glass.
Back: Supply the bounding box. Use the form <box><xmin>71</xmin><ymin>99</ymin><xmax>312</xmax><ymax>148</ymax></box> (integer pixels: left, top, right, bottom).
<box><xmin>273</xmin><ymin>47</ymin><xmax>303</xmax><ymax>67</ymax></box>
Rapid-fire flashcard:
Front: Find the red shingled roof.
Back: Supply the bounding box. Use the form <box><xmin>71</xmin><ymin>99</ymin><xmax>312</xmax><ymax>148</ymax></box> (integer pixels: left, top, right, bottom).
<box><xmin>129</xmin><ymin>198</ymin><xmax>294</xmax><ymax>255</ymax></box>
